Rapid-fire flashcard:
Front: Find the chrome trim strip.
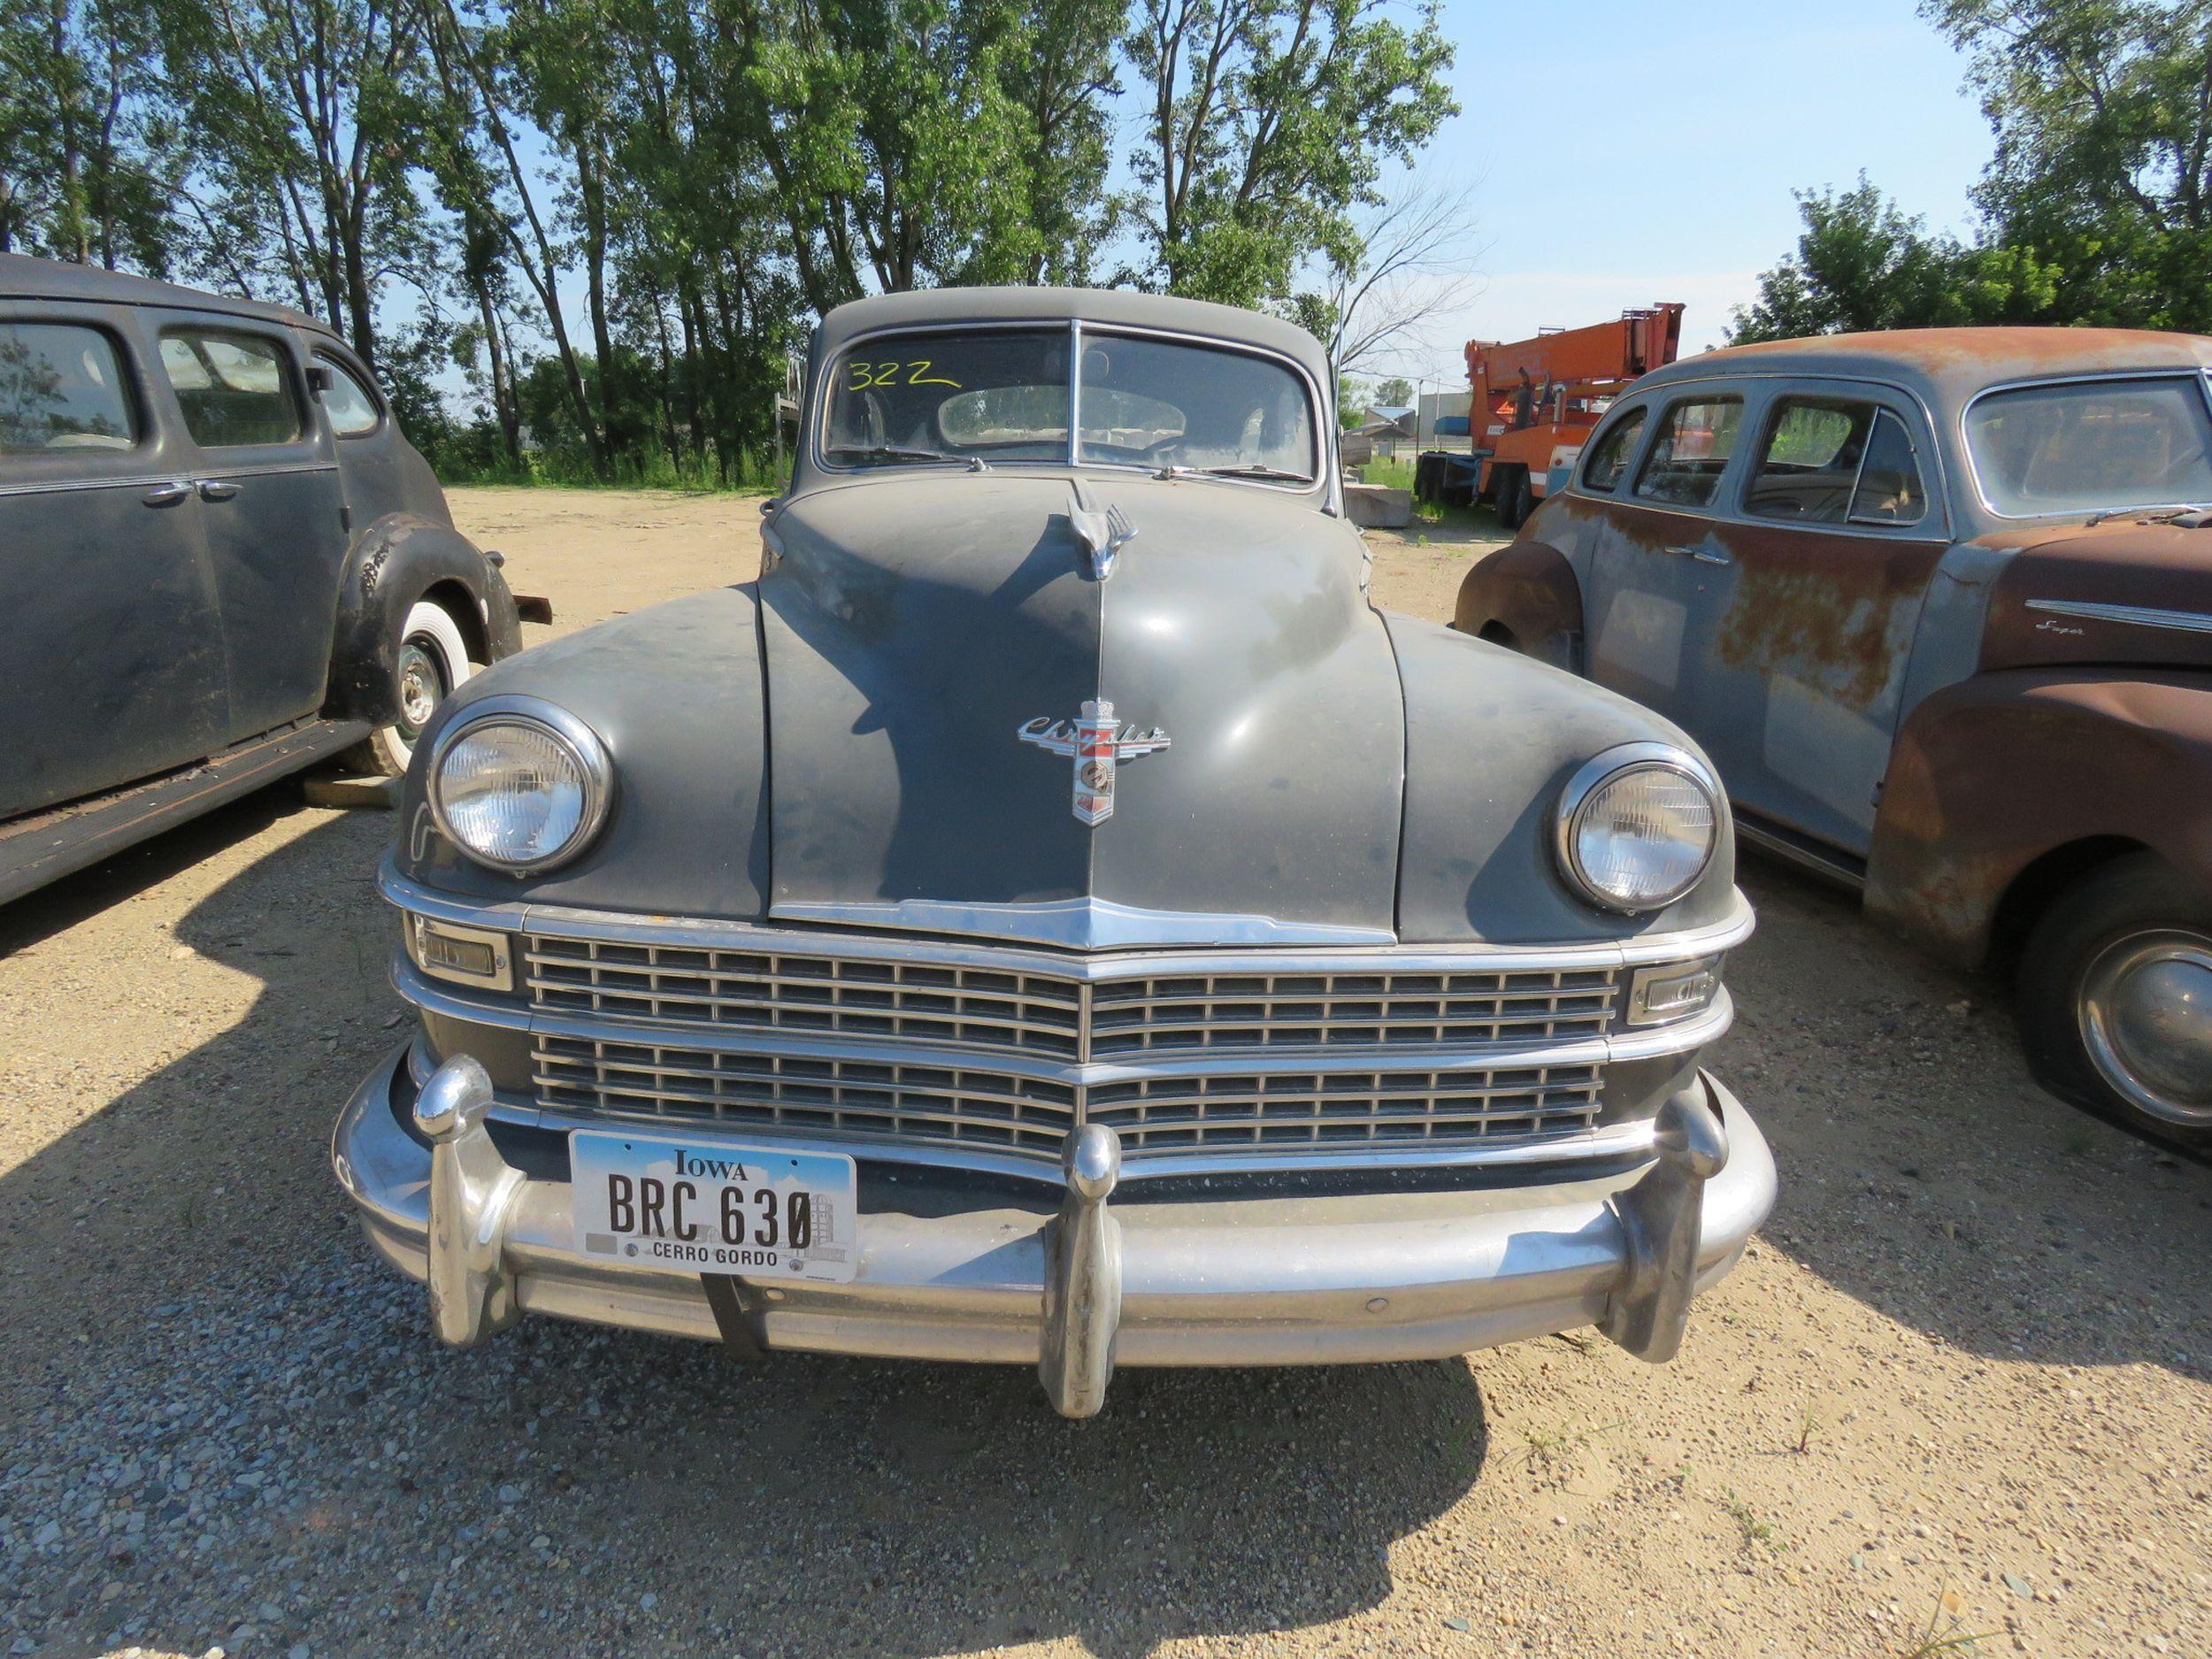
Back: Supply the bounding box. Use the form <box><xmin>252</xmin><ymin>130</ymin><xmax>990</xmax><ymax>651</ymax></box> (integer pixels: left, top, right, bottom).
<box><xmin>378</xmin><ymin>854</ymin><xmax>1754</xmax><ymax>979</ymax></box>
<box><xmin>394</xmin><ymin>954</ymin><xmax>1732</xmax><ymax>1083</ymax></box>
<box><xmin>769</xmin><ymin>895</ymin><xmax>1397</xmax><ymax>949</ymax></box>
<box><xmin>2024</xmin><ymin>597</ymin><xmax>2212</xmax><ymax>636</ymax></box>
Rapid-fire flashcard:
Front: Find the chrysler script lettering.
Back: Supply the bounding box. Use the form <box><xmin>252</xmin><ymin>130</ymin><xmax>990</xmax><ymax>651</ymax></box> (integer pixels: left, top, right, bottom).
<box><xmin>1018</xmin><ymin>699</ymin><xmax>1170</xmax><ymax>825</ymax></box>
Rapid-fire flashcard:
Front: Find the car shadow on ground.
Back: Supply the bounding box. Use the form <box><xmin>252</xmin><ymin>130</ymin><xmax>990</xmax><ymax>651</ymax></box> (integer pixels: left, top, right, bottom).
<box><xmin>1719</xmin><ymin>853</ymin><xmax>2212</xmax><ymax>1386</ymax></box>
<box><xmin>0</xmin><ymin>810</ymin><xmax>1486</xmax><ymax>1659</ymax></box>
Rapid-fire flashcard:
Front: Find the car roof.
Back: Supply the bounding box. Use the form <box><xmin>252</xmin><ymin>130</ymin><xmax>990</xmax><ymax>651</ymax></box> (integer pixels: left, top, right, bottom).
<box><xmin>815</xmin><ymin>286</ymin><xmax>1333</xmax><ymax>389</ymax></box>
<box><xmin>0</xmin><ymin>252</ymin><xmax>339</xmax><ymax>341</ymax></box>
<box><xmin>1637</xmin><ymin>326</ymin><xmax>2212</xmax><ymax>405</ymax></box>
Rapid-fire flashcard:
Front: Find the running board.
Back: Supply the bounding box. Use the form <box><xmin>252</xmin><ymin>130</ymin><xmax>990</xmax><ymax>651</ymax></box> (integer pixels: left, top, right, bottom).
<box><xmin>1733</xmin><ymin>812</ymin><xmax>1867</xmax><ymax>893</ymax></box>
<box><xmin>0</xmin><ymin>718</ymin><xmax>372</xmax><ymax>905</ymax></box>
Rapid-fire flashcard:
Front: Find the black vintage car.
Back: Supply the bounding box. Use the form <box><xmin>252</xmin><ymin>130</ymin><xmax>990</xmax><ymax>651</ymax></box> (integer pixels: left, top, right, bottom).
<box><xmin>0</xmin><ymin>255</ymin><xmax>526</xmax><ymax>902</ymax></box>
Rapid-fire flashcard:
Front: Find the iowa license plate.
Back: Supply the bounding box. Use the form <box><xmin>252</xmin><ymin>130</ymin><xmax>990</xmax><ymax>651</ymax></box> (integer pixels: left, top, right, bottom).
<box><xmin>569</xmin><ymin>1130</ymin><xmax>856</xmax><ymax>1283</ymax></box>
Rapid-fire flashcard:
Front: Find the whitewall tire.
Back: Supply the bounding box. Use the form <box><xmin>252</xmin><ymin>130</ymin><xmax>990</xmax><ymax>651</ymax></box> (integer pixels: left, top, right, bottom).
<box><xmin>343</xmin><ymin>600</ymin><xmax>474</xmax><ymax>778</ymax></box>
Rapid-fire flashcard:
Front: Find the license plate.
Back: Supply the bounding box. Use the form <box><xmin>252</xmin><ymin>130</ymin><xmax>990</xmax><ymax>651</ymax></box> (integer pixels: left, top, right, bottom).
<box><xmin>569</xmin><ymin>1130</ymin><xmax>856</xmax><ymax>1283</ymax></box>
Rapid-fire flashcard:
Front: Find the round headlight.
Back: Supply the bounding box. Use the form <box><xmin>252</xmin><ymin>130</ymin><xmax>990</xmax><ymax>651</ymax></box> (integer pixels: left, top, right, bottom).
<box><xmin>1555</xmin><ymin>743</ymin><xmax>1720</xmax><ymax>912</ymax></box>
<box><xmin>428</xmin><ymin>698</ymin><xmax>612</xmax><ymax>874</ymax></box>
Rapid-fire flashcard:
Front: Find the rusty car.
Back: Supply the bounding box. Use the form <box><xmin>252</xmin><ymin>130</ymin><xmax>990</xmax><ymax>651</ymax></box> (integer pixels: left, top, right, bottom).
<box><xmin>1455</xmin><ymin>326</ymin><xmax>2212</xmax><ymax>1146</ymax></box>
<box><xmin>0</xmin><ymin>255</ymin><xmax>530</xmax><ymax>905</ymax></box>
<box><xmin>330</xmin><ymin>286</ymin><xmax>1776</xmax><ymax>1417</ymax></box>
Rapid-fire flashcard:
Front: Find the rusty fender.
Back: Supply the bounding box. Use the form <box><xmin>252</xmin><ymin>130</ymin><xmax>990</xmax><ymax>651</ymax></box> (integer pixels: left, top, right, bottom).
<box><xmin>1865</xmin><ymin>669</ymin><xmax>2212</xmax><ymax>964</ymax></box>
<box><xmin>1452</xmin><ymin>535</ymin><xmax>1583</xmax><ymax>666</ymax></box>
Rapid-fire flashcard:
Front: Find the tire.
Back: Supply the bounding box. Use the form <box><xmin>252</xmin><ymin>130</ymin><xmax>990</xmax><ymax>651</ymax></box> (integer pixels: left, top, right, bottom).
<box><xmin>341</xmin><ymin>599</ymin><xmax>474</xmax><ymax>778</ymax></box>
<box><xmin>1494</xmin><ymin>466</ymin><xmax>1529</xmax><ymax>530</ymax></box>
<box><xmin>2015</xmin><ymin>853</ymin><xmax>2212</xmax><ymax>1148</ymax></box>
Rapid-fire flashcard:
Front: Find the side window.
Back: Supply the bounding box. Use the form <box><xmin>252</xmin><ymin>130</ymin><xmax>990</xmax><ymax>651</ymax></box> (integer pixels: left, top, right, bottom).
<box><xmin>1633</xmin><ymin>396</ymin><xmax>1742</xmax><ymax>508</ymax></box>
<box><xmin>159</xmin><ymin>329</ymin><xmax>301</xmax><ymax>448</ymax></box>
<box><xmin>318</xmin><ymin>356</ymin><xmax>381</xmax><ymax>436</ymax></box>
<box><xmin>1849</xmin><ymin>411</ymin><xmax>1927</xmax><ymax>526</ymax></box>
<box><xmin>1579</xmin><ymin>406</ymin><xmax>1647</xmax><ymax>492</ymax></box>
<box><xmin>0</xmin><ymin>322</ymin><xmax>138</xmax><ymax>454</ymax></box>
<box><xmin>1745</xmin><ymin>399</ymin><xmax>1874</xmax><ymax>522</ymax></box>
<box><xmin>1744</xmin><ymin>398</ymin><xmax>1928</xmax><ymax>526</ymax></box>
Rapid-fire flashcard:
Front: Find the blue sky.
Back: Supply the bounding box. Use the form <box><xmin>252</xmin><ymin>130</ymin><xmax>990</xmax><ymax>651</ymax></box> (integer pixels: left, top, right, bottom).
<box><xmin>1350</xmin><ymin>0</ymin><xmax>1997</xmax><ymax>384</ymax></box>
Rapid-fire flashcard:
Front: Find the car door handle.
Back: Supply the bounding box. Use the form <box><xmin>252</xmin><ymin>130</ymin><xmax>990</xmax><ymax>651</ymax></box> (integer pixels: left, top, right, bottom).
<box><xmin>142</xmin><ymin>481</ymin><xmax>193</xmax><ymax>508</ymax></box>
<box><xmin>196</xmin><ymin>479</ymin><xmax>241</xmax><ymax>502</ymax></box>
<box><xmin>1665</xmin><ymin>543</ymin><xmax>1732</xmax><ymax>565</ymax></box>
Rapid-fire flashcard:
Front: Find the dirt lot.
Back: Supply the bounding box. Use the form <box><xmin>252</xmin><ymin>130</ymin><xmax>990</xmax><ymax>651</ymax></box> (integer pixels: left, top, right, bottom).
<box><xmin>2</xmin><ymin>486</ymin><xmax>2207</xmax><ymax>1659</ymax></box>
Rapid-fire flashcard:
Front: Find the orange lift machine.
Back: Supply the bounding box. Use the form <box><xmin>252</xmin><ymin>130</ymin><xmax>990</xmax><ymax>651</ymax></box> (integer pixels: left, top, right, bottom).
<box><xmin>1429</xmin><ymin>303</ymin><xmax>1684</xmax><ymax>527</ymax></box>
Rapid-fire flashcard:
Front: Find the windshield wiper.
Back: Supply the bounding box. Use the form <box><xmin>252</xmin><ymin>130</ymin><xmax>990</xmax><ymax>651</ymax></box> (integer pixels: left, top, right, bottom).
<box><xmin>826</xmin><ymin>443</ymin><xmax>983</xmax><ymax>469</ymax></box>
<box><xmin>1196</xmin><ymin>463</ymin><xmax>1312</xmax><ymax>484</ymax></box>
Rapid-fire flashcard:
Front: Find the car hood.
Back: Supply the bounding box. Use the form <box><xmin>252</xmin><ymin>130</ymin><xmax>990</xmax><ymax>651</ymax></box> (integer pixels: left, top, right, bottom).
<box><xmin>757</xmin><ymin>471</ymin><xmax>1407</xmax><ymax>945</ymax></box>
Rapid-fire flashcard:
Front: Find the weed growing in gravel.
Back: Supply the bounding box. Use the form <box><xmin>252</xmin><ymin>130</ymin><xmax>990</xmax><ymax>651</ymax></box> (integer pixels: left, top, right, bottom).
<box><xmin>1794</xmin><ymin>1402</ymin><xmax>1821</xmax><ymax>1455</ymax></box>
<box><xmin>1717</xmin><ymin>1487</ymin><xmax>1787</xmax><ymax>1554</ymax></box>
<box><xmin>1891</xmin><ymin>1585</ymin><xmax>1992</xmax><ymax>1656</ymax></box>
<box><xmin>1516</xmin><ymin>1418</ymin><xmax>1626</xmax><ymax>1470</ymax></box>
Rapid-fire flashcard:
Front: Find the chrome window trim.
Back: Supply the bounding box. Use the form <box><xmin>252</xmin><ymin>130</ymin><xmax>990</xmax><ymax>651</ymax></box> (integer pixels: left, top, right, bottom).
<box><xmin>424</xmin><ymin>695</ymin><xmax>617</xmax><ymax>877</ymax></box>
<box><xmin>1957</xmin><ymin>368</ymin><xmax>2212</xmax><ymax>521</ymax></box>
<box><xmin>1567</xmin><ymin>371</ymin><xmax>1955</xmax><ymax>540</ymax></box>
<box><xmin>2024</xmin><ymin>597</ymin><xmax>2212</xmax><ymax>636</ymax></box>
<box><xmin>380</xmin><ymin>854</ymin><xmax>1753</xmax><ymax>979</ymax></box>
<box><xmin>810</xmin><ymin>318</ymin><xmax>1326</xmax><ymax>495</ymax></box>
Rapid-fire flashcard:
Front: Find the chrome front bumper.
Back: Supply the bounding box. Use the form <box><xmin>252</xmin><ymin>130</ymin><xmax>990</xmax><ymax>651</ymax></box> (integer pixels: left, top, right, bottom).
<box><xmin>332</xmin><ymin>1041</ymin><xmax>1776</xmax><ymax>1416</ymax></box>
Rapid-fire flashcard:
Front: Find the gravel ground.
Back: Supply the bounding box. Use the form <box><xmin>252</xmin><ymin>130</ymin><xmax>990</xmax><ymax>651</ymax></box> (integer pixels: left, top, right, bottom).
<box><xmin>2</xmin><ymin>487</ymin><xmax>2208</xmax><ymax>1659</ymax></box>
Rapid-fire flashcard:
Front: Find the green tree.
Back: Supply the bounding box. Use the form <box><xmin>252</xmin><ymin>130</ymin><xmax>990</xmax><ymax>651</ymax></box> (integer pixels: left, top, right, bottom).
<box><xmin>0</xmin><ymin>0</ymin><xmax>179</xmax><ymax>268</ymax></box>
<box><xmin>1729</xmin><ymin>175</ymin><xmax>2056</xmax><ymax>342</ymax></box>
<box><xmin>1120</xmin><ymin>0</ymin><xmax>1456</xmax><ymax>307</ymax></box>
<box><xmin>1929</xmin><ymin>0</ymin><xmax>2212</xmax><ymax>330</ymax></box>
<box><xmin>1374</xmin><ymin>375</ymin><xmax>1411</xmax><ymax>404</ymax></box>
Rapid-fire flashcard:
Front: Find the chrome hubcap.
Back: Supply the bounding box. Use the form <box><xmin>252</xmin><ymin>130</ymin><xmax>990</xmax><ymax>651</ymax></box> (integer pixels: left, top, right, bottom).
<box><xmin>395</xmin><ymin>637</ymin><xmax>446</xmax><ymax>740</ymax></box>
<box><xmin>2078</xmin><ymin>930</ymin><xmax>2212</xmax><ymax>1126</ymax></box>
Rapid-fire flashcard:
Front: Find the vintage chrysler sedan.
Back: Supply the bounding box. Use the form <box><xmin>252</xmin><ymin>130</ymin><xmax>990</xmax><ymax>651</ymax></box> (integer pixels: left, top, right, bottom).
<box><xmin>332</xmin><ymin>288</ymin><xmax>1775</xmax><ymax>1416</ymax></box>
<box><xmin>1455</xmin><ymin>327</ymin><xmax>2212</xmax><ymax>1147</ymax></box>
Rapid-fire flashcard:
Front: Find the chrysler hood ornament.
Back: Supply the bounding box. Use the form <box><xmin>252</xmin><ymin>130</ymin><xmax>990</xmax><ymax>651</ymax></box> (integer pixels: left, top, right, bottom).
<box><xmin>1018</xmin><ymin>700</ymin><xmax>1171</xmax><ymax>826</ymax></box>
<box><xmin>1068</xmin><ymin>480</ymin><xmax>1137</xmax><ymax>580</ymax></box>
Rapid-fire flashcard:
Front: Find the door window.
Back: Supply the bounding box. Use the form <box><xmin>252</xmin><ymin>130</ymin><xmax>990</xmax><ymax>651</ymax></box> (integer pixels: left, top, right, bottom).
<box><xmin>1849</xmin><ymin>411</ymin><xmax>1927</xmax><ymax>525</ymax></box>
<box><xmin>160</xmin><ymin>330</ymin><xmax>301</xmax><ymax>447</ymax></box>
<box><xmin>1578</xmin><ymin>406</ymin><xmax>1647</xmax><ymax>491</ymax></box>
<box><xmin>0</xmin><ymin>322</ymin><xmax>138</xmax><ymax>453</ymax></box>
<box><xmin>317</xmin><ymin>356</ymin><xmax>381</xmax><ymax>436</ymax></box>
<box><xmin>1633</xmin><ymin>396</ymin><xmax>1741</xmax><ymax>507</ymax></box>
<box><xmin>1745</xmin><ymin>398</ymin><xmax>1927</xmax><ymax>526</ymax></box>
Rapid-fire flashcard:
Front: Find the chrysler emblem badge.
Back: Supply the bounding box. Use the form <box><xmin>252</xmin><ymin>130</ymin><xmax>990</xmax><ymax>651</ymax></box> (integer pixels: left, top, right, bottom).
<box><xmin>1018</xmin><ymin>699</ymin><xmax>1171</xmax><ymax>826</ymax></box>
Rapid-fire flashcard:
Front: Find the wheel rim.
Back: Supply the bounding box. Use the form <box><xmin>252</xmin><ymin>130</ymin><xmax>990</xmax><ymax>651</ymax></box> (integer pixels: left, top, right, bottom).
<box><xmin>394</xmin><ymin>634</ymin><xmax>449</xmax><ymax>743</ymax></box>
<box><xmin>2077</xmin><ymin>928</ymin><xmax>2212</xmax><ymax>1126</ymax></box>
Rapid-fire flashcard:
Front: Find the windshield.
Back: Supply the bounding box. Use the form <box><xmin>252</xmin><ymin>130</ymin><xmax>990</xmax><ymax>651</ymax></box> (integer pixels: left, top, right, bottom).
<box><xmin>821</xmin><ymin>326</ymin><xmax>1318</xmax><ymax>484</ymax></box>
<box><xmin>1965</xmin><ymin>374</ymin><xmax>2212</xmax><ymax>516</ymax></box>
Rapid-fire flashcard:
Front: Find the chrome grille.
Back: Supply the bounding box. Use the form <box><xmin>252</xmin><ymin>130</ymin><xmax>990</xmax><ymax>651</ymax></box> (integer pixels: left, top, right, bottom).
<box><xmin>1086</xmin><ymin>1064</ymin><xmax>1603</xmax><ymax>1149</ymax></box>
<box><xmin>534</xmin><ymin>1036</ymin><xmax>1601</xmax><ymax>1162</ymax></box>
<box><xmin>536</xmin><ymin>1034</ymin><xmax>1077</xmax><ymax>1154</ymax></box>
<box><xmin>527</xmin><ymin>936</ymin><xmax>1086</xmax><ymax>1056</ymax></box>
<box><xmin>1087</xmin><ymin>967</ymin><xmax>1616</xmax><ymax>1054</ymax></box>
<box><xmin>526</xmin><ymin>933</ymin><xmax>1618</xmax><ymax>1057</ymax></box>
<box><xmin>520</xmin><ymin>929</ymin><xmax>1625</xmax><ymax>1169</ymax></box>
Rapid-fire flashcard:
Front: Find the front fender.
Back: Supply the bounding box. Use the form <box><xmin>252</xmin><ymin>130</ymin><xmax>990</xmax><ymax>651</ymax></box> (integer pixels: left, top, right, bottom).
<box><xmin>1452</xmin><ymin>535</ymin><xmax>1583</xmax><ymax>672</ymax></box>
<box><xmin>1867</xmin><ymin>669</ymin><xmax>2212</xmax><ymax>964</ymax></box>
<box><xmin>326</xmin><ymin>513</ymin><xmax>522</xmax><ymax>726</ymax></box>
<box><xmin>1386</xmin><ymin>613</ymin><xmax>1740</xmax><ymax>944</ymax></box>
